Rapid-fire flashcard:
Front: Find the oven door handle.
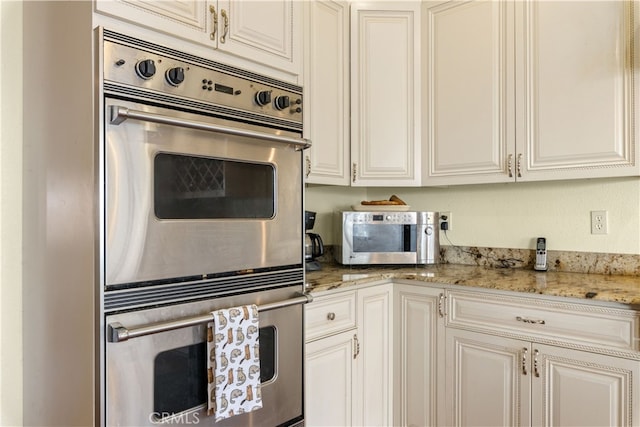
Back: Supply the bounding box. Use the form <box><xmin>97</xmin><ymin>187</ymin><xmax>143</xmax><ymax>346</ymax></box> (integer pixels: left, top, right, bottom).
<box><xmin>109</xmin><ymin>105</ymin><xmax>312</xmax><ymax>149</ymax></box>
<box><xmin>107</xmin><ymin>293</ymin><xmax>313</xmax><ymax>343</ymax></box>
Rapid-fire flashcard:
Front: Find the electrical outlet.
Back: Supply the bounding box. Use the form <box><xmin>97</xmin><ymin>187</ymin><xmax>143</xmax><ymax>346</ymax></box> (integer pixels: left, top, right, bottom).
<box><xmin>591</xmin><ymin>210</ymin><xmax>608</xmax><ymax>235</ymax></box>
<box><xmin>440</xmin><ymin>211</ymin><xmax>452</xmax><ymax>231</ymax></box>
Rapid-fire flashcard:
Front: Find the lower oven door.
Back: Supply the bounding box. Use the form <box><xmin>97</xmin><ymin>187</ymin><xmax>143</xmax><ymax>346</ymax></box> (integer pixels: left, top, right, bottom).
<box><xmin>105</xmin><ymin>290</ymin><xmax>304</xmax><ymax>427</ymax></box>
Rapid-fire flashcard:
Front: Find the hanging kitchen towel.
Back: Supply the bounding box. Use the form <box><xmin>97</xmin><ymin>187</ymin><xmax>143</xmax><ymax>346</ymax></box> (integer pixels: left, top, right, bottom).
<box><xmin>207</xmin><ymin>304</ymin><xmax>262</xmax><ymax>421</ymax></box>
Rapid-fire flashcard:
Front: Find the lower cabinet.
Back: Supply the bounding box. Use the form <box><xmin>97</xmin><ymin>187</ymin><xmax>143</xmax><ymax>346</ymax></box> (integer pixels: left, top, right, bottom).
<box><xmin>393</xmin><ymin>284</ymin><xmax>445</xmax><ymax>426</ymax></box>
<box><xmin>305</xmin><ymin>283</ymin><xmax>640</xmax><ymax>427</ymax></box>
<box><xmin>304</xmin><ymin>284</ymin><xmax>393</xmax><ymax>427</ymax></box>
<box><xmin>305</xmin><ymin>330</ymin><xmax>355</xmax><ymax>426</ymax></box>
<box><xmin>445</xmin><ymin>328</ymin><xmax>640</xmax><ymax>426</ymax></box>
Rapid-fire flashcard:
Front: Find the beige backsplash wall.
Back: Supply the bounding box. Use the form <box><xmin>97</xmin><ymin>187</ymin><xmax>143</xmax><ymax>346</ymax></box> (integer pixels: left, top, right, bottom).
<box><xmin>305</xmin><ymin>177</ymin><xmax>640</xmax><ymax>255</ymax></box>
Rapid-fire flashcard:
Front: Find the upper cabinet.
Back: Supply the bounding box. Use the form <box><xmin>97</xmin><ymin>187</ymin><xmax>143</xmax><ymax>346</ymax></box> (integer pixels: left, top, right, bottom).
<box><xmin>350</xmin><ymin>1</ymin><xmax>422</xmax><ymax>186</ymax></box>
<box><xmin>95</xmin><ymin>0</ymin><xmax>302</xmax><ymax>81</ymax></box>
<box><xmin>304</xmin><ymin>0</ymin><xmax>351</xmax><ymax>185</ymax></box>
<box><xmin>424</xmin><ymin>0</ymin><xmax>640</xmax><ymax>185</ymax></box>
<box><xmin>305</xmin><ymin>0</ymin><xmax>422</xmax><ymax>187</ymax></box>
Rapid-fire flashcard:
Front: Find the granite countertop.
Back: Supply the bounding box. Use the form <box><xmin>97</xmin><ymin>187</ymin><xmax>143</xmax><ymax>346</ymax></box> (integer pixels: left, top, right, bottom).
<box><xmin>305</xmin><ymin>263</ymin><xmax>640</xmax><ymax>307</ymax></box>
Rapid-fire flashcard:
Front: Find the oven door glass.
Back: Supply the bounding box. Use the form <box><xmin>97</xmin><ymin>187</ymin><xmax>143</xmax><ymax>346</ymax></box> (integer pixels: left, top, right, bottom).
<box><xmin>152</xmin><ymin>326</ymin><xmax>276</xmax><ymax>418</ymax></box>
<box><xmin>154</xmin><ymin>153</ymin><xmax>275</xmax><ymax>220</ymax></box>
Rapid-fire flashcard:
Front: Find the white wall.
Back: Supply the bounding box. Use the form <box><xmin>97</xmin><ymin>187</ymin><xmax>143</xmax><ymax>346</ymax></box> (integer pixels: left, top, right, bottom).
<box><xmin>306</xmin><ymin>177</ymin><xmax>640</xmax><ymax>255</ymax></box>
<box><xmin>0</xmin><ymin>1</ymin><xmax>23</xmax><ymax>425</ymax></box>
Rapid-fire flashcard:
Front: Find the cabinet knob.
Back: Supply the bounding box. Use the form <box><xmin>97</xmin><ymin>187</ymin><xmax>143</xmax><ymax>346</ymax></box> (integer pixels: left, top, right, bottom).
<box><xmin>327</xmin><ymin>312</ymin><xmax>336</xmax><ymax>321</ymax></box>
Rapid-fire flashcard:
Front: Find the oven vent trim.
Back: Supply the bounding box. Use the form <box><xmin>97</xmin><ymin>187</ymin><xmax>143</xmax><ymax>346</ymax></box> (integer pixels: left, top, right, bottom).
<box><xmin>104</xmin><ymin>268</ymin><xmax>305</xmax><ymax>313</ymax></box>
<box><xmin>104</xmin><ymin>82</ymin><xmax>303</xmax><ymax>133</ymax></box>
<box><xmin>102</xmin><ymin>28</ymin><xmax>302</xmax><ymax>95</ymax></box>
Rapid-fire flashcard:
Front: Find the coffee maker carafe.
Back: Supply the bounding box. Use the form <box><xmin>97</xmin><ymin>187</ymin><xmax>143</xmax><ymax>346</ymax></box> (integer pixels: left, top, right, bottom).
<box><xmin>304</xmin><ymin>211</ymin><xmax>324</xmax><ymax>271</ymax></box>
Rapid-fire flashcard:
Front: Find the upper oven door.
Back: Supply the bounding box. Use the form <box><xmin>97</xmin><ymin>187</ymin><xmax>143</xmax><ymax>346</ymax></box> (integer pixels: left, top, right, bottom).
<box><xmin>104</xmin><ymin>98</ymin><xmax>304</xmax><ymax>287</ymax></box>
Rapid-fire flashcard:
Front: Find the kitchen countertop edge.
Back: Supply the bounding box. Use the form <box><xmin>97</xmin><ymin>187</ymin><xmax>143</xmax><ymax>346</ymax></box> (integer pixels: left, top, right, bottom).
<box><xmin>305</xmin><ymin>263</ymin><xmax>640</xmax><ymax>308</ymax></box>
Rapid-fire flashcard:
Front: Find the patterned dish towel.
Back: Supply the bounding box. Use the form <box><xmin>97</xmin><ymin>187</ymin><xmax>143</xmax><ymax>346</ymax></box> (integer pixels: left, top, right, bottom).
<box><xmin>207</xmin><ymin>304</ymin><xmax>262</xmax><ymax>421</ymax></box>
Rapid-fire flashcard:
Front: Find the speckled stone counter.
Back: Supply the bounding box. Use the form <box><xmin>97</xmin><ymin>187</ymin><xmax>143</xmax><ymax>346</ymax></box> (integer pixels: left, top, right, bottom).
<box><xmin>305</xmin><ymin>263</ymin><xmax>640</xmax><ymax>307</ymax></box>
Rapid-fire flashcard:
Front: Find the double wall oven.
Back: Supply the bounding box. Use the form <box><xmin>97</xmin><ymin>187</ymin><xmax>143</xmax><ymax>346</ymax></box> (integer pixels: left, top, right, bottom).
<box><xmin>99</xmin><ymin>29</ymin><xmax>309</xmax><ymax>427</ymax></box>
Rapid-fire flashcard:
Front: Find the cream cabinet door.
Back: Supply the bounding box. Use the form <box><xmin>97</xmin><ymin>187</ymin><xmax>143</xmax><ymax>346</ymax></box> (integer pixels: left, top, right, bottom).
<box><xmin>215</xmin><ymin>0</ymin><xmax>301</xmax><ymax>76</ymax></box>
<box><xmin>95</xmin><ymin>0</ymin><xmax>301</xmax><ymax>79</ymax></box>
<box><xmin>445</xmin><ymin>328</ymin><xmax>531</xmax><ymax>427</ymax></box>
<box><xmin>354</xmin><ymin>284</ymin><xmax>393</xmax><ymax>426</ymax></box>
<box><xmin>531</xmin><ymin>344</ymin><xmax>640</xmax><ymax>427</ymax></box>
<box><xmin>423</xmin><ymin>0</ymin><xmax>516</xmax><ymax>185</ymax></box>
<box><xmin>305</xmin><ymin>330</ymin><xmax>355</xmax><ymax>427</ymax></box>
<box><xmin>303</xmin><ymin>0</ymin><xmax>350</xmax><ymax>185</ymax></box>
<box><xmin>394</xmin><ymin>285</ymin><xmax>445</xmax><ymax>427</ymax></box>
<box><xmin>516</xmin><ymin>0</ymin><xmax>639</xmax><ymax>181</ymax></box>
<box><xmin>350</xmin><ymin>2</ymin><xmax>422</xmax><ymax>186</ymax></box>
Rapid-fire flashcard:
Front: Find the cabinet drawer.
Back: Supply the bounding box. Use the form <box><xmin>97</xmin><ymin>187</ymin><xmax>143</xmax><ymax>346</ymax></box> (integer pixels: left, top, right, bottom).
<box><xmin>447</xmin><ymin>290</ymin><xmax>639</xmax><ymax>351</ymax></box>
<box><xmin>305</xmin><ymin>291</ymin><xmax>357</xmax><ymax>341</ymax></box>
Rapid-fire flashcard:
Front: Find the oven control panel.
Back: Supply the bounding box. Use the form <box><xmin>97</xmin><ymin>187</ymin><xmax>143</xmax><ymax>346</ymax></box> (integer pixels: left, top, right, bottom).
<box><xmin>102</xmin><ymin>37</ymin><xmax>303</xmax><ymax>125</ymax></box>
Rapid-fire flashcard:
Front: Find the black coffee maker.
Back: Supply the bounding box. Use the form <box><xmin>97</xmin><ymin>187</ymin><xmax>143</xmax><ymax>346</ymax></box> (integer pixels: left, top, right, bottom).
<box><xmin>304</xmin><ymin>211</ymin><xmax>324</xmax><ymax>271</ymax></box>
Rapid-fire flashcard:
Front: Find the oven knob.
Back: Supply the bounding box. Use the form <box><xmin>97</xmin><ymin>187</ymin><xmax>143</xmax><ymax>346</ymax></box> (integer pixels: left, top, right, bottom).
<box><xmin>135</xmin><ymin>59</ymin><xmax>156</xmax><ymax>80</ymax></box>
<box><xmin>425</xmin><ymin>225</ymin><xmax>433</xmax><ymax>236</ymax></box>
<box><xmin>255</xmin><ymin>90</ymin><xmax>272</xmax><ymax>106</ymax></box>
<box><xmin>165</xmin><ymin>67</ymin><xmax>185</xmax><ymax>86</ymax></box>
<box><xmin>274</xmin><ymin>95</ymin><xmax>290</xmax><ymax>110</ymax></box>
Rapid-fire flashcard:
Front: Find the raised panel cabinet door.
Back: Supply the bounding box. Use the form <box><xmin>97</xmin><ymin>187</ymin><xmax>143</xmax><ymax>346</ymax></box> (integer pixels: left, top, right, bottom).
<box><xmin>355</xmin><ymin>284</ymin><xmax>393</xmax><ymax>426</ymax></box>
<box><xmin>217</xmin><ymin>0</ymin><xmax>301</xmax><ymax>75</ymax></box>
<box><xmin>394</xmin><ymin>285</ymin><xmax>445</xmax><ymax>427</ymax></box>
<box><xmin>350</xmin><ymin>1</ymin><xmax>421</xmax><ymax>186</ymax></box>
<box><xmin>423</xmin><ymin>0</ymin><xmax>516</xmax><ymax>185</ymax></box>
<box><xmin>305</xmin><ymin>331</ymin><xmax>355</xmax><ymax>427</ymax></box>
<box><xmin>531</xmin><ymin>344</ymin><xmax>640</xmax><ymax>427</ymax></box>
<box><xmin>516</xmin><ymin>0</ymin><xmax>640</xmax><ymax>181</ymax></box>
<box><xmin>95</xmin><ymin>0</ymin><xmax>209</xmax><ymax>36</ymax></box>
<box><xmin>304</xmin><ymin>0</ymin><xmax>350</xmax><ymax>185</ymax></box>
<box><xmin>445</xmin><ymin>329</ymin><xmax>530</xmax><ymax>427</ymax></box>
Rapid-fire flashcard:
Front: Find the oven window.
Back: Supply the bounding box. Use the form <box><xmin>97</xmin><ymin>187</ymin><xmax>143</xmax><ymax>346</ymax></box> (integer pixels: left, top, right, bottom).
<box><xmin>153</xmin><ymin>326</ymin><xmax>277</xmax><ymax>416</ymax></box>
<box><xmin>154</xmin><ymin>153</ymin><xmax>275</xmax><ymax>219</ymax></box>
<box><xmin>353</xmin><ymin>224</ymin><xmax>417</xmax><ymax>252</ymax></box>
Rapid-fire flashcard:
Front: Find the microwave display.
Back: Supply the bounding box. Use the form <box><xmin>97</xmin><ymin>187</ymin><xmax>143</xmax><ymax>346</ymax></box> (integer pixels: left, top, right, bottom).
<box><xmin>353</xmin><ymin>224</ymin><xmax>417</xmax><ymax>253</ymax></box>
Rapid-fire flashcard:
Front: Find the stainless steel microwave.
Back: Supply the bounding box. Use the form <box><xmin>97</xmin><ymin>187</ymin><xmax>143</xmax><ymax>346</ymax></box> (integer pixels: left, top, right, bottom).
<box><xmin>334</xmin><ymin>211</ymin><xmax>439</xmax><ymax>265</ymax></box>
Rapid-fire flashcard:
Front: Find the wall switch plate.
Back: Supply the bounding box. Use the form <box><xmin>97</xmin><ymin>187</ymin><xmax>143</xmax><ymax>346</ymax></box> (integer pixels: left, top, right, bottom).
<box><xmin>591</xmin><ymin>210</ymin><xmax>608</xmax><ymax>235</ymax></box>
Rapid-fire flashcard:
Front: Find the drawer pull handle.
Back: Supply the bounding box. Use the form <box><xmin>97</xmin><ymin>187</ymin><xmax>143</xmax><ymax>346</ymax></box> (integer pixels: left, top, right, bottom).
<box><xmin>516</xmin><ymin>316</ymin><xmax>545</xmax><ymax>325</ymax></box>
<box><xmin>327</xmin><ymin>312</ymin><xmax>336</xmax><ymax>321</ymax></box>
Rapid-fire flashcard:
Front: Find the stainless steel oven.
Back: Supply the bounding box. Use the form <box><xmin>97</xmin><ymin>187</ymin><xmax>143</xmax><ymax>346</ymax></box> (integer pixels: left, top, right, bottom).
<box><xmin>98</xmin><ymin>29</ymin><xmax>309</xmax><ymax>427</ymax></box>
<box><xmin>101</xmin><ymin>29</ymin><xmax>308</xmax><ymax>289</ymax></box>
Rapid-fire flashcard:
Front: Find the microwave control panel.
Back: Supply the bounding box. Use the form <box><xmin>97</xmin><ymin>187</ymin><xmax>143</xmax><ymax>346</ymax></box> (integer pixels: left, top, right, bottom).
<box><xmin>350</xmin><ymin>212</ymin><xmax>417</xmax><ymax>224</ymax></box>
<box><xmin>347</xmin><ymin>211</ymin><xmax>437</xmax><ymax>225</ymax></box>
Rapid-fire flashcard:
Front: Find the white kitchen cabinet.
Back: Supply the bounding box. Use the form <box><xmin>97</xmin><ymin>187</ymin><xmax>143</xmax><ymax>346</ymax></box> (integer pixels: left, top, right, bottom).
<box><xmin>393</xmin><ymin>284</ymin><xmax>446</xmax><ymax>427</ymax></box>
<box><xmin>303</xmin><ymin>0</ymin><xmax>350</xmax><ymax>185</ymax></box>
<box><xmin>305</xmin><ymin>330</ymin><xmax>355</xmax><ymax>426</ymax></box>
<box><xmin>304</xmin><ymin>284</ymin><xmax>393</xmax><ymax>427</ymax></box>
<box><xmin>95</xmin><ymin>0</ymin><xmax>301</xmax><ymax>79</ymax></box>
<box><xmin>446</xmin><ymin>329</ymin><xmax>640</xmax><ymax>427</ymax></box>
<box><xmin>354</xmin><ymin>284</ymin><xmax>393</xmax><ymax>426</ymax></box>
<box><xmin>350</xmin><ymin>1</ymin><xmax>422</xmax><ymax>186</ymax></box>
<box><xmin>423</xmin><ymin>0</ymin><xmax>640</xmax><ymax>185</ymax></box>
<box><xmin>445</xmin><ymin>290</ymin><xmax>640</xmax><ymax>426</ymax></box>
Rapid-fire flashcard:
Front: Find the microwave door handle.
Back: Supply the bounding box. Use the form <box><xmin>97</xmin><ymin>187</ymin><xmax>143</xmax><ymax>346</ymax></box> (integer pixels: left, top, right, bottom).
<box><xmin>107</xmin><ymin>293</ymin><xmax>313</xmax><ymax>343</ymax></box>
<box><xmin>109</xmin><ymin>105</ymin><xmax>312</xmax><ymax>150</ymax></box>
